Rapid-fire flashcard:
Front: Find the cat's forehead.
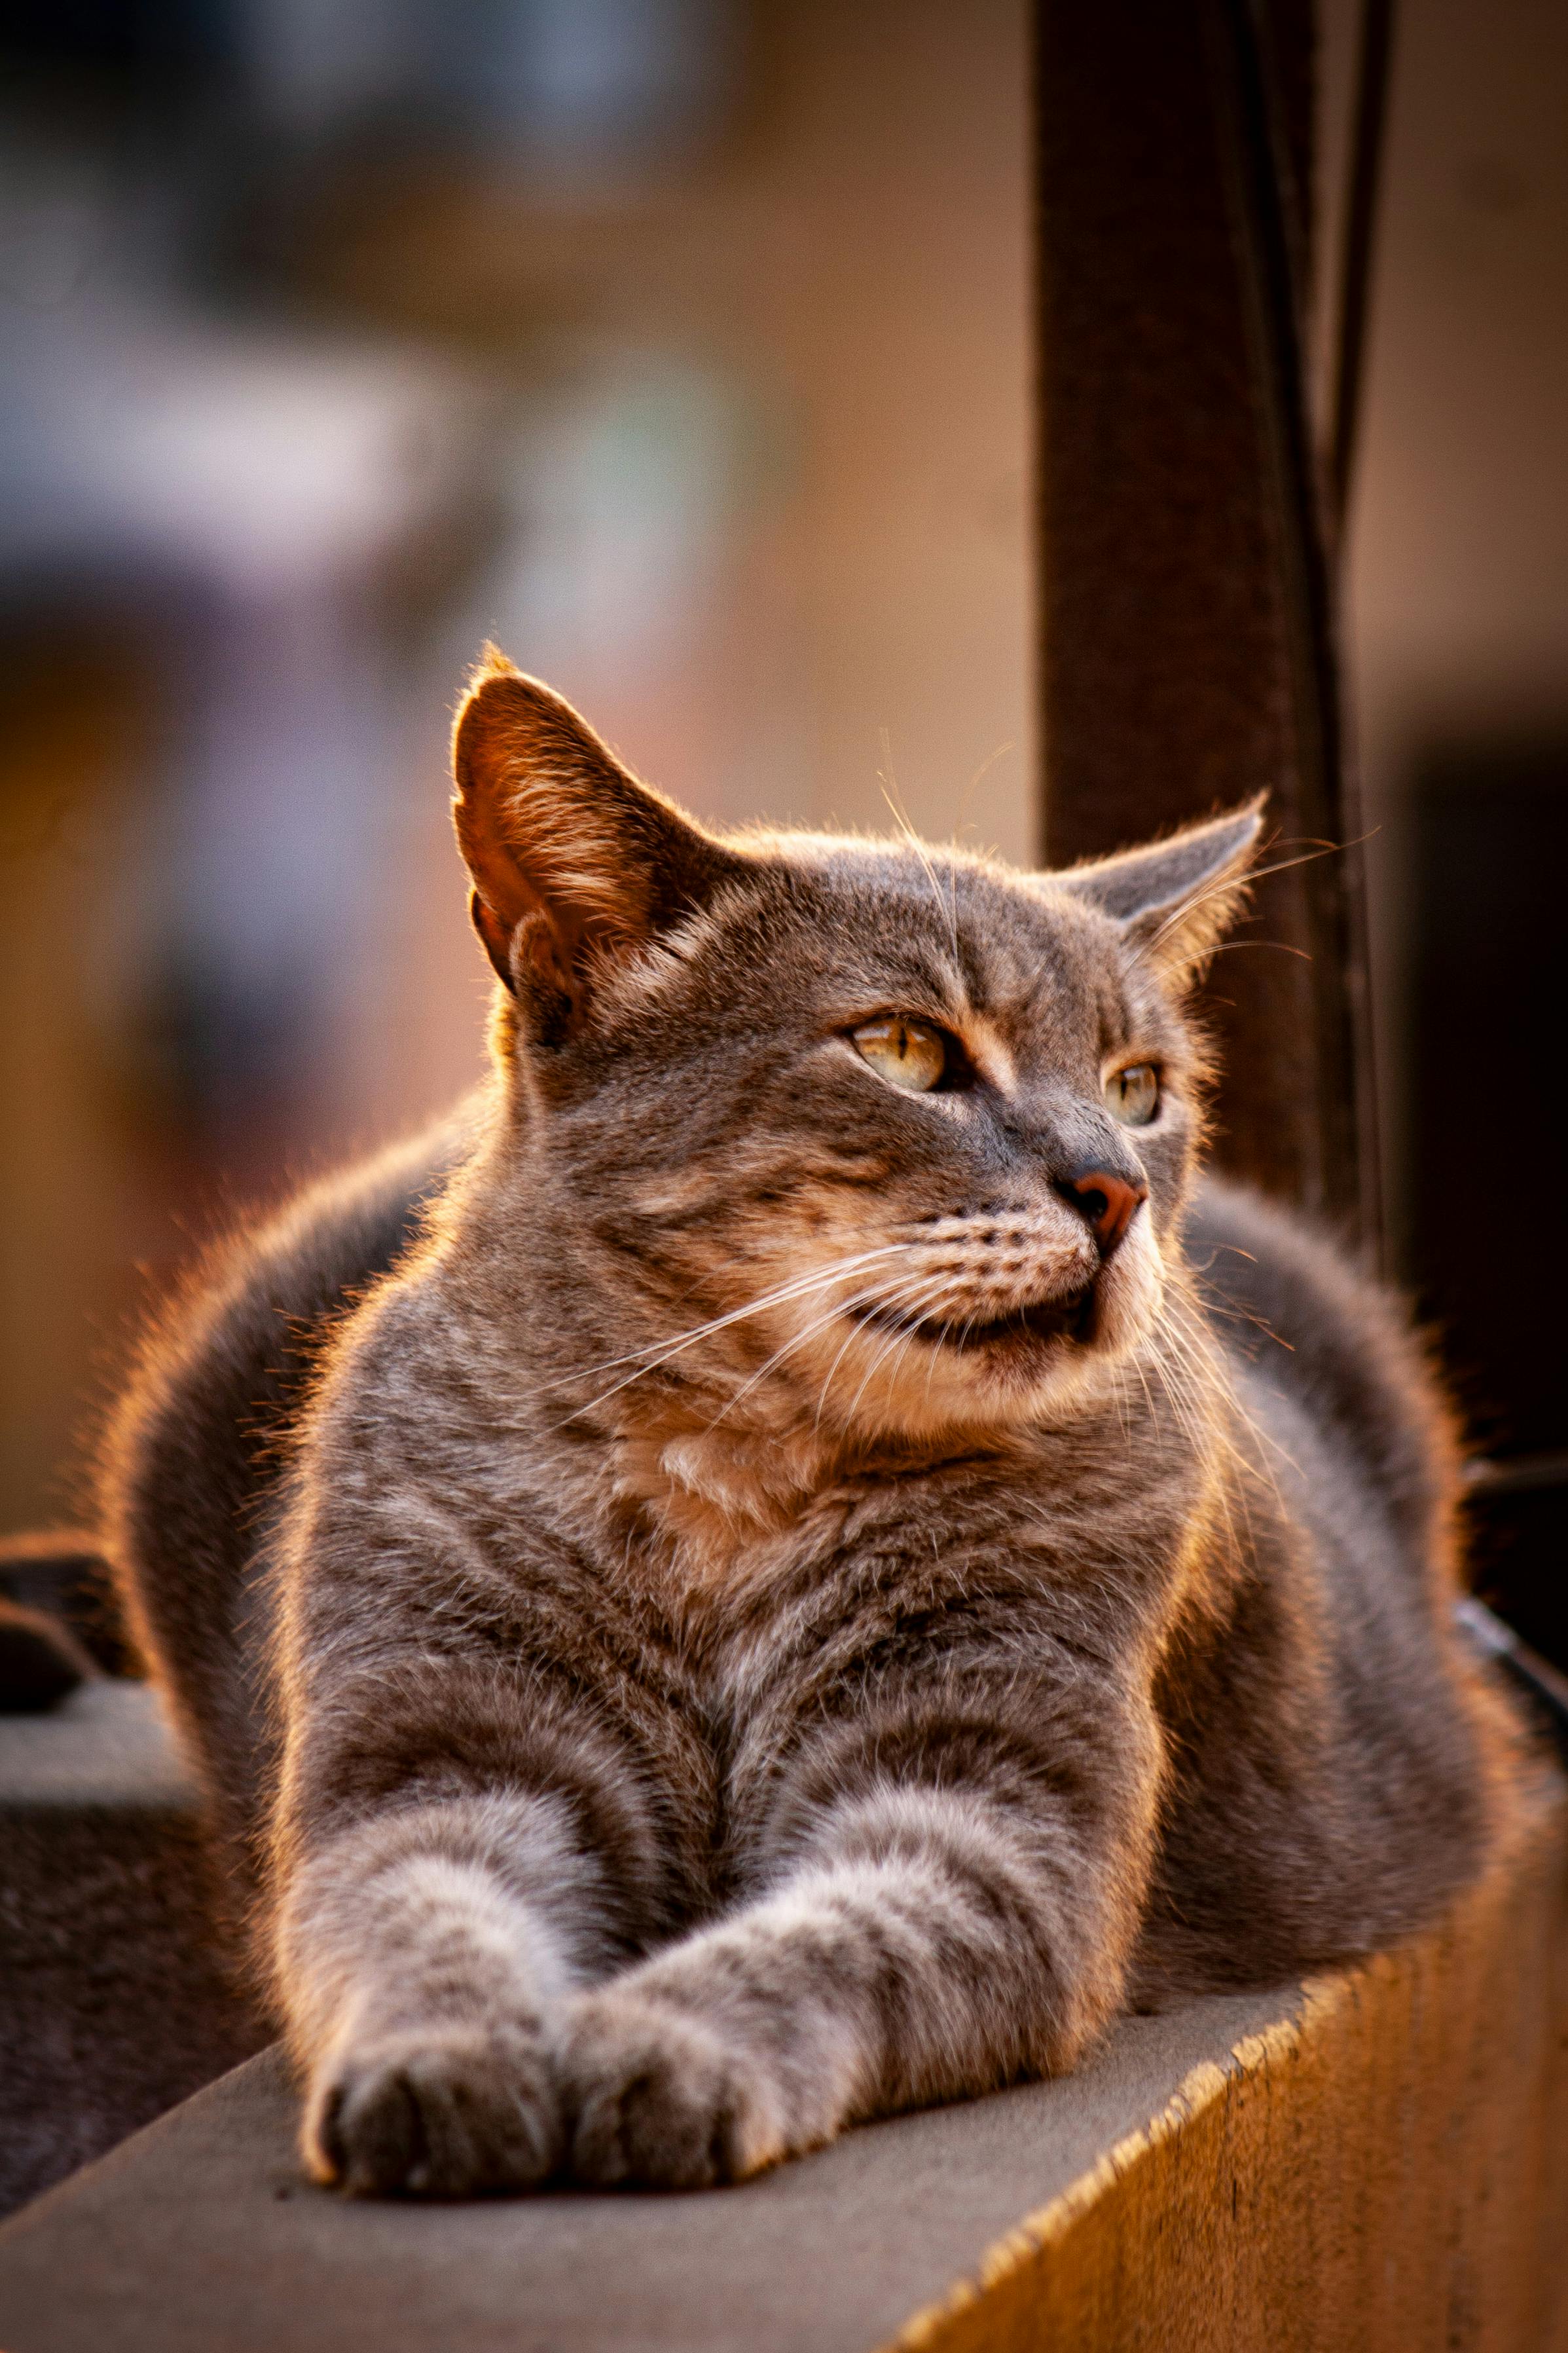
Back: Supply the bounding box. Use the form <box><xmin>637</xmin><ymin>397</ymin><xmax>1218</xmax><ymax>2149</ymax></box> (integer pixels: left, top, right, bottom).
<box><xmin>741</xmin><ymin>834</ymin><xmax>1125</xmax><ymax>1021</ymax></box>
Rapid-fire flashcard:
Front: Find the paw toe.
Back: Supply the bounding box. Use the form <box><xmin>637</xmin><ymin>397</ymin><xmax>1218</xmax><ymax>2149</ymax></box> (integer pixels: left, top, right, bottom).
<box><xmin>562</xmin><ymin>1997</ymin><xmax>749</xmax><ymax>2191</ymax></box>
<box><xmin>308</xmin><ymin>2024</ymin><xmax>562</xmax><ymax>2198</ymax></box>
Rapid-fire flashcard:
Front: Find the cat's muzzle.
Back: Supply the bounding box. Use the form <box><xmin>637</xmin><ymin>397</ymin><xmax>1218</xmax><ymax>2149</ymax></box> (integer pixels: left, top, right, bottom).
<box><xmin>850</xmin><ymin>1284</ymin><xmax>1097</xmax><ymax>1356</ymax></box>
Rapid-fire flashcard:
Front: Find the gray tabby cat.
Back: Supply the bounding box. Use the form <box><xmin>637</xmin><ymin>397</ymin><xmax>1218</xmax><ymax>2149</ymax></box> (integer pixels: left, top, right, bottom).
<box><xmin>105</xmin><ymin>651</ymin><xmax>1523</xmax><ymax>2197</ymax></box>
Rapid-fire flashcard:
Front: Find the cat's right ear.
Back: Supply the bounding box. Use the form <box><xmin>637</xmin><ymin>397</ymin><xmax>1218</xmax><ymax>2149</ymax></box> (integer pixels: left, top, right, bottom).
<box><xmin>451</xmin><ymin>650</ymin><xmax>742</xmax><ymax>1039</ymax></box>
<box><xmin>1052</xmin><ymin>799</ymin><xmax>1266</xmax><ymax>982</ymax></box>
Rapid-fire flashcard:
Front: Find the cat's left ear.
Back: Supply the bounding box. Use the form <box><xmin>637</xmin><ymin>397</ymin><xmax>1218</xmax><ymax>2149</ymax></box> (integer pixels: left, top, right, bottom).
<box><xmin>452</xmin><ymin>649</ymin><xmax>744</xmax><ymax>1036</ymax></box>
<box><xmin>1051</xmin><ymin>798</ymin><xmax>1266</xmax><ymax>980</ymax></box>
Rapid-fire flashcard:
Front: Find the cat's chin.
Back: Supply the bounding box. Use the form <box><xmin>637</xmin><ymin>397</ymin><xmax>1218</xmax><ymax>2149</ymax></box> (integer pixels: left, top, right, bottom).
<box><xmin>849</xmin><ymin>1284</ymin><xmax>1096</xmax><ymax>1355</ymax></box>
<box><xmin>820</xmin><ymin>1244</ymin><xmax>1164</xmax><ymax>1440</ymax></box>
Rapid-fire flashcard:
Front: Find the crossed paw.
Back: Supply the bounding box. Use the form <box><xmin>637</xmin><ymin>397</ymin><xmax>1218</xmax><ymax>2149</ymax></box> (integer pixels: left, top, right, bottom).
<box><xmin>307</xmin><ymin>1990</ymin><xmax>786</xmax><ymax>2197</ymax></box>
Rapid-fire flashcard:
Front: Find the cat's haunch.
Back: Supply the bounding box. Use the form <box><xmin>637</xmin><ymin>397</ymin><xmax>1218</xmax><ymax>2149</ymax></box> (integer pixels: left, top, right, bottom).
<box><xmin>102</xmin><ymin>657</ymin><xmax>1528</xmax><ymax>2197</ymax></box>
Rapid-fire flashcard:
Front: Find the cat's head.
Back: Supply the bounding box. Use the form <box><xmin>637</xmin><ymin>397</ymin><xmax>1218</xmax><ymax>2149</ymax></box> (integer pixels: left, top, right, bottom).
<box><xmin>452</xmin><ymin>652</ymin><xmax>1261</xmax><ymax>1445</ymax></box>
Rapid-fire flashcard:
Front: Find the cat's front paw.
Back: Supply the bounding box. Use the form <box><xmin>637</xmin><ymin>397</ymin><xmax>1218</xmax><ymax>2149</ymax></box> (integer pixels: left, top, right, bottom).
<box><xmin>558</xmin><ymin>1990</ymin><xmax>785</xmax><ymax>2191</ymax></box>
<box><xmin>306</xmin><ymin>2020</ymin><xmax>562</xmax><ymax>2196</ymax></box>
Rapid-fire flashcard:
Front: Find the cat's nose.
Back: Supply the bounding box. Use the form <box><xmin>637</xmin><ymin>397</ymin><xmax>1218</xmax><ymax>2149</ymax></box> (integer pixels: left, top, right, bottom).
<box><xmin>1057</xmin><ymin>1165</ymin><xmax>1148</xmax><ymax>1260</ymax></box>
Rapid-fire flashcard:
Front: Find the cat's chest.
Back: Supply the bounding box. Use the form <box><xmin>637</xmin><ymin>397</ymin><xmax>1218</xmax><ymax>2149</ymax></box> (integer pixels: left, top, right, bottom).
<box><xmin>619</xmin><ymin>1460</ymin><xmax>1034</xmax><ymax>1711</ymax></box>
<box><xmin>505</xmin><ymin>1419</ymin><xmax>1149</xmax><ymax>1724</ymax></box>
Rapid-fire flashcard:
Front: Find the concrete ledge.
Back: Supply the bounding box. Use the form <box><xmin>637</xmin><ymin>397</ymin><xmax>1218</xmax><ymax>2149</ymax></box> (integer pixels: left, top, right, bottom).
<box><xmin>3</xmin><ymin>1761</ymin><xmax>1566</xmax><ymax>2352</ymax></box>
<box><xmin>0</xmin><ymin>1678</ymin><xmax>193</xmax><ymax>1809</ymax></box>
<box><xmin>905</xmin><ymin>1768</ymin><xmax>1568</xmax><ymax>2353</ymax></box>
<box><xmin>0</xmin><ymin>1682</ymin><xmax>265</xmax><ymax>2216</ymax></box>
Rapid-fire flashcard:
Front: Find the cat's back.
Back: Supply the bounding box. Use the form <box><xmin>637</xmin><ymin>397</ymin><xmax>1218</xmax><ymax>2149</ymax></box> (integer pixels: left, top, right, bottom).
<box><xmin>102</xmin><ymin>1096</ymin><xmax>483</xmax><ymax>1843</ymax></box>
<box><xmin>1184</xmin><ymin>1176</ymin><xmax>1451</xmax><ymax>1570</ymax></box>
<box><xmin>1137</xmin><ymin>1177</ymin><xmax>1527</xmax><ymax>1997</ymax></box>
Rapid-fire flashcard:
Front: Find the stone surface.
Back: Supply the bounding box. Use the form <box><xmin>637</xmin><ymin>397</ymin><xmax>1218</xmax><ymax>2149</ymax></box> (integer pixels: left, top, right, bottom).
<box><xmin>0</xmin><ymin>1682</ymin><xmax>266</xmax><ymax>2217</ymax></box>
<box><xmin>2</xmin><ymin>1760</ymin><xmax>1567</xmax><ymax>2352</ymax></box>
<box><xmin>0</xmin><ymin>1678</ymin><xmax>194</xmax><ymax>1807</ymax></box>
<box><xmin>0</xmin><ymin>1995</ymin><xmax>1294</xmax><ymax>2353</ymax></box>
<box><xmin>905</xmin><ymin>1768</ymin><xmax>1568</xmax><ymax>2352</ymax></box>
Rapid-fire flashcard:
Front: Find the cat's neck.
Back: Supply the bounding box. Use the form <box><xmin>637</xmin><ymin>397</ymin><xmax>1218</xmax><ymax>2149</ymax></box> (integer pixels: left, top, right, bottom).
<box><xmin>600</xmin><ymin>1397</ymin><xmax>875</xmax><ymax>1578</ymax></box>
<box><xmin>587</xmin><ymin>1384</ymin><xmax>1069</xmax><ymax>1589</ymax></box>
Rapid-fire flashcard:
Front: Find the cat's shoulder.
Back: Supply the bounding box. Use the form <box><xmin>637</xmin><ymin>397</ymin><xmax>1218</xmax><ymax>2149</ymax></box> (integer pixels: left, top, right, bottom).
<box><xmin>1183</xmin><ymin>1176</ymin><xmax>1453</xmax><ymax>1539</ymax></box>
<box><xmin>1183</xmin><ymin>1176</ymin><xmax>1405</xmax><ymax>1359</ymax></box>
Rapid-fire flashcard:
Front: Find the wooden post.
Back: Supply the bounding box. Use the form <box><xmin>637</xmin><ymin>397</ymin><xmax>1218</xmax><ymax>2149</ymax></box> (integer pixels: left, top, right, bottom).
<box><xmin>1034</xmin><ymin>0</ymin><xmax>1377</xmax><ymax>1237</ymax></box>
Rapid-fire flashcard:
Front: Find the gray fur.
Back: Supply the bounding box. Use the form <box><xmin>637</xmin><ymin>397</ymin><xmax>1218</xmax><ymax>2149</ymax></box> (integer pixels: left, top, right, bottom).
<box><xmin>103</xmin><ymin>658</ymin><xmax>1526</xmax><ymax>2196</ymax></box>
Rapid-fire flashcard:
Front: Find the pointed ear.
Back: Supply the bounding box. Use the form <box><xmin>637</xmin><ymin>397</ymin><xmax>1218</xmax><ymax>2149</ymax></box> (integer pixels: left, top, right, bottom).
<box><xmin>1053</xmin><ymin>798</ymin><xmax>1266</xmax><ymax>980</ymax></box>
<box><xmin>451</xmin><ymin>650</ymin><xmax>742</xmax><ymax>1036</ymax></box>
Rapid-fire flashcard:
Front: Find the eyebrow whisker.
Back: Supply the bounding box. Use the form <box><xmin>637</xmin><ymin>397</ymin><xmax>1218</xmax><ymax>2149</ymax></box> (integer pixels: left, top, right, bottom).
<box><xmin>879</xmin><ymin>730</ymin><xmax>962</xmax><ymax>968</ymax></box>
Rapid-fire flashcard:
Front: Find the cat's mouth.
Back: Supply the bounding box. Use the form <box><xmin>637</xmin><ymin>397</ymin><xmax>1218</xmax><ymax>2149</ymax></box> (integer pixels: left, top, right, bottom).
<box><xmin>850</xmin><ymin>1287</ymin><xmax>1095</xmax><ymax>1353</ymax></box>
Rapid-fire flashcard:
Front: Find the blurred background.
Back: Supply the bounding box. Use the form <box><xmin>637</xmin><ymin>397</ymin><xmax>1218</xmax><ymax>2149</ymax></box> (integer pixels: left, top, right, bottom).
<box><xmin>0</xmin><ymin>1</ymin><xmax>1565</xmax><ymax>1648</ymax></box>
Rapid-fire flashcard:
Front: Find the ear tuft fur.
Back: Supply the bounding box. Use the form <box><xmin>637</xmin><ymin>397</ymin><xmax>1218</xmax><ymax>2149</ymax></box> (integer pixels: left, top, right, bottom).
<box><xmin>1053</xmin><ymin>798</ymin><xmax>1266</xmax><ymax>981</ymax></box>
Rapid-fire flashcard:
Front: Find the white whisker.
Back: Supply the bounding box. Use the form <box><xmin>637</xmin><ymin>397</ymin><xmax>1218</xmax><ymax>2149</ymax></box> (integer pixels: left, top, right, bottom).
<box><xmin>703</xmin><ymin>1266</ymin><xmax>962</xmax><ymax>1433</ymax></box>
<box><xmin>556</xmin><ymin>1245</ymin><xmax>910</xmax><ymax>1420</ymax></box>
<box><xmin>813</xmin><ymin>1270</ymin><xmax>965</xmax><ymax>1434</ymax></box>
<box><xmin>840</xmin><ymin>1274</ymin><xmax>970</xmax><ymax>1426</ymax></box>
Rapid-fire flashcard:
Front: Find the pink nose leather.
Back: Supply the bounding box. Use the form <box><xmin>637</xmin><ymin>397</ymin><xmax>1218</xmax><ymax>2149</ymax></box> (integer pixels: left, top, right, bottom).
<box><xmin>1061</xmin><ymin>1169</ymin><xmax>1147</xmax><ymax>1259</ymax></box>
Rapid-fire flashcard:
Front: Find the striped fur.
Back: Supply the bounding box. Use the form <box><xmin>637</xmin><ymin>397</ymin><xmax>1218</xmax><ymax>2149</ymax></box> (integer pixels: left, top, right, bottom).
<box><xmin>104</xmin><ymin>666</ymin><xmax>1526</xmax><ymax>2196</ymax></box>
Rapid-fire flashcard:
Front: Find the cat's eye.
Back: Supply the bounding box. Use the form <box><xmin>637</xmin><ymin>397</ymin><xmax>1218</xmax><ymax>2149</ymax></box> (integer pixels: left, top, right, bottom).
<box><xmin>1104</xmin><ymin>1062</ymin><xmax>1160</xmax><ymax>1126</ymax></box>
<box><xmin>851</xmin><ymin>1016</ymin><xmax>952</xmax><ymax>1094</ymax></box>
